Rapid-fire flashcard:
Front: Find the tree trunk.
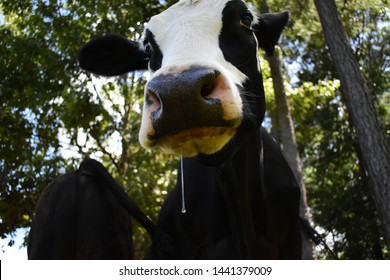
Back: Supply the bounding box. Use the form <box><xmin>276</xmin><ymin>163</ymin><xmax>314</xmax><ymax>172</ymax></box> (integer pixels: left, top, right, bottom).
<box><xmin>119</xmin><ymin>76</ymin><xmax>135</xmax><ymax>177</ymax></box>
<box><xmin>314</xmin><ymin>0</ymin><xmax>390</xmax><ymax>250</ymax></box>
<box><xmin>260</xmin><ymin>0</ymin><xmax>315</xmax><ymax>259</ymax></box>
<box><xmin>266</xmin><ymin>50</ymin><xmax>315</xmax><ymax>260</ymax></box>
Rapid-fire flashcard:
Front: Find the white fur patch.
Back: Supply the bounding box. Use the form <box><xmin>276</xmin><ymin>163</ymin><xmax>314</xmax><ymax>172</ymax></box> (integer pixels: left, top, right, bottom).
<box><xmin>145</xmin><ymin>0</ymin><xmax>247</xmax><ymax>85</ymax></box>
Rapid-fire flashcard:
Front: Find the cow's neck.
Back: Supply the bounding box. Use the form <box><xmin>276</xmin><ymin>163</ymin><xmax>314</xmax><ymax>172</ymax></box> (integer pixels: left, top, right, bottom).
<box><xmin>218</xmin><ymin>128</ymin><xmax>265</xmax><ymax>259</ymax></box>
<box><xmin>213</xmin><ymin>72</ymin><xmax>266</xmax><ymax>259</ymax></box>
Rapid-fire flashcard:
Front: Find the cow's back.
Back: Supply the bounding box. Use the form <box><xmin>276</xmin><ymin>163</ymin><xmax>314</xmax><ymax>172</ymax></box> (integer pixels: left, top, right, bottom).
<box><xmin>28</xmin><ymin>164</ymin><xmax>134</xmax><ymax>259</ymax></box>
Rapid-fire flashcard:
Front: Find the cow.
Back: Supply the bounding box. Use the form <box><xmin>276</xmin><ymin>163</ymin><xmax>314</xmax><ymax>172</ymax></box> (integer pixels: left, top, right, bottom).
<box><xmin>28</xmin><ymin>159</ymin><xmax>171</xmax><ymax>259</ymax></box>
<box><xmin>78</xmin><ymin>0</ymin><xmax>301</xmax><ymax>259</ymax></box>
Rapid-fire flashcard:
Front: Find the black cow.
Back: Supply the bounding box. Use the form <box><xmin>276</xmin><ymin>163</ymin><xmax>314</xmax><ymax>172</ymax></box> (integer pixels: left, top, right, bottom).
<box><xmin>78</xmin><ymin>0</ymin><xmax>301</xmax><ymax>259</ymax></box>
<box><xmin>28</xmin><ymin>159</ymin><xmax>170</xmax><ymax>259</ymax></box>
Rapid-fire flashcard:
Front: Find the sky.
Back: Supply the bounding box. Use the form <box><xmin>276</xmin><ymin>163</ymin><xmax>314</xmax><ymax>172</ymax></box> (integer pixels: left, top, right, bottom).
<box><xmin>0</xmin><ymin>228</ymin><xmax>28</xmax><ymax>260</ymax></box>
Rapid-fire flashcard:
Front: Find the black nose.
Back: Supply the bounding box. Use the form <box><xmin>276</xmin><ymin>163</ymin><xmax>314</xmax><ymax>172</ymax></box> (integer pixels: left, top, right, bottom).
<box><xmin>145</xmin><ymin>66</ymin><xmax>233</xmax><ymax>139</ymax></box>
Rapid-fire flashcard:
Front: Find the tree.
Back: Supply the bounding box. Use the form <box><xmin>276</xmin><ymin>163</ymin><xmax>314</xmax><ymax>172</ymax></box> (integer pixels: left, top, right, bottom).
<box><xmin>314</xmin><ymin>0</ymin><xmax>390</xmax><ymax>250</ymax></box>
<box><xmin>266</xmin><ymin>50</ymin><xmax>316</xmax><ymax>259</ymax></box>
<box><xmin>288</xmin><ymin>80</ymin><xmax>388</xmax><ymax>259</ymax></box>
<box><xmin>258</xmin><ymin>0</ymin><xmax>315</xmax><ymax>259</ymax></box>
<box><xmin>0</xmin><ymin>0</ymin><xmax>176</xmax><ymax>258</ymax></box>
<box><xmin>261</xmin><ymin>0</ymin><xmax>389</xmax><ymax>258</ymax></box>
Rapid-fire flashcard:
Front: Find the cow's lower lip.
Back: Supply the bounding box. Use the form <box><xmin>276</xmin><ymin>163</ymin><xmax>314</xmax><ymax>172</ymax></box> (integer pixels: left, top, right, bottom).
<box><xmin>149</xmin><ymin>126</ymin><xmax>239</xmax><ymax>157</ymax></box>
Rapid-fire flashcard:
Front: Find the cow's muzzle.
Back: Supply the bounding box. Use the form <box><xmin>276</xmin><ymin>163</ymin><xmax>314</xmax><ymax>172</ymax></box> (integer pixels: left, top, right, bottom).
<box><xmin>139</xmin><ymin>65</ymin><xmax>242</xmax><ymax>156</ymax></box>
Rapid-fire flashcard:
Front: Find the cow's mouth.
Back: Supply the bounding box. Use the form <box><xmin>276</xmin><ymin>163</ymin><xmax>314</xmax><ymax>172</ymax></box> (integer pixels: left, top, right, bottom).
<box><xmin>148</xmin><ymin>125</ymin><xmax>239</xmax><ymax>157</ymax></box>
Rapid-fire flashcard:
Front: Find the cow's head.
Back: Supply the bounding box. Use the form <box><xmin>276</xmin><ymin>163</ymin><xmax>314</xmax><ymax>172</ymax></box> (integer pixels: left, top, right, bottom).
<box><xmin>79</xmin><ymin>0</ymin><xmax>288</xmax><ymax>160</ymax></box>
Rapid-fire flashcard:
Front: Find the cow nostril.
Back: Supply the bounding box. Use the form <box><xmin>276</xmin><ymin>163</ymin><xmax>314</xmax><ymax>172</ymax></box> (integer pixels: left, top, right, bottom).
<box><xmin>200</xmin><ymin>70</ymin><xmax>221</xmax><ymax>98</ymax></box>
<box><xmin>200</xmin><ymin>81</ymin><xmax>216</xmax><ymax>98</ymax></box>
<box><xmin>146</xmin><ymin>89</ymin><xmax>162</xmax><ymax>111</ymax></box>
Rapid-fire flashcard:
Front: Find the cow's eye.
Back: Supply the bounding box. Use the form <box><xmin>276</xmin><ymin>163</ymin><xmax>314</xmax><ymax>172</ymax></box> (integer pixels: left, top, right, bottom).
<box><xmin>144</xmin><ymin>41</ymin><xmax>151</xmax><ymax>56</ymax></box>
<box><xmin>240</xmin><ymin>15</ymin><xmax>253</xmax><ymax>30</ymax></box>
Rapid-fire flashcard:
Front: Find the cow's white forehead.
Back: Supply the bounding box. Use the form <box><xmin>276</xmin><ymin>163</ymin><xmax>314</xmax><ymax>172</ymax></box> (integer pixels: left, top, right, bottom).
<box><xmin>145</xmin><ymin>0</ymin><xmax>232</xmax><ymax>51</ymax></box>
<box><xmin>160</xmin><ymin>0</ymin><xmax>232</xmax><ymax>16</ymax></box>
<box><xmin>144</xmin><ymin>0</ymin><xmax>248</xmax><ymax>85</ymax></box>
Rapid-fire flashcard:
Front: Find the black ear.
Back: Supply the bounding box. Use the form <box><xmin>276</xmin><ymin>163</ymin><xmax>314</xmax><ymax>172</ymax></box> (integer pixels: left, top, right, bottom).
<box><xmin>78</xmin><ymin>34</ymin><xmax>149</xmax><ymax>76</ymax></box>
<box><xmin>254</xmin><ymin>11</ymin><xmax>289</xmax><ymax>57</ymax></box>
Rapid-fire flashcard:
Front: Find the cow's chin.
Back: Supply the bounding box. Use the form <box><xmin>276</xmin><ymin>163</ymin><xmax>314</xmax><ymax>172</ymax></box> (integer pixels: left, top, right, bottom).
<box><xmin>147</xmin><ymin>127</ymin><xmax>238</xmax><ymax>157</ymax></box>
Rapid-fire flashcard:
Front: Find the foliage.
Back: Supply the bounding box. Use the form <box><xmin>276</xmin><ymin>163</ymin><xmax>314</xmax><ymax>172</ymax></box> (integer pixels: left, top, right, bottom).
<box><xmin>290</xmin><ymin>81</ymin><xmax>388</xmax><ymax>259</ymax></box>
<box><xmin>262</xmin><ymin>0</ymin><xmax>389</xmax><ymax>259</ymax></box>
<box><xmin>0</xmin><ymin>0</ymin><xmax>176</xmax><ymax>258</ymax></box>
<box><xmin>0</xmin><ymin>0</ymin><xmax>388</xmax><ymax>259</ymax></box>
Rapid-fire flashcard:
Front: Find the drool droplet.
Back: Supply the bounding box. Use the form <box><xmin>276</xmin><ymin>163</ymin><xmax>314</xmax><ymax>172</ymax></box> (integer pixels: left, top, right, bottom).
<box><xmin>180</xmin><ymin>151</ymin><xmax>187</xmax><ymax>215</ymax></box>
